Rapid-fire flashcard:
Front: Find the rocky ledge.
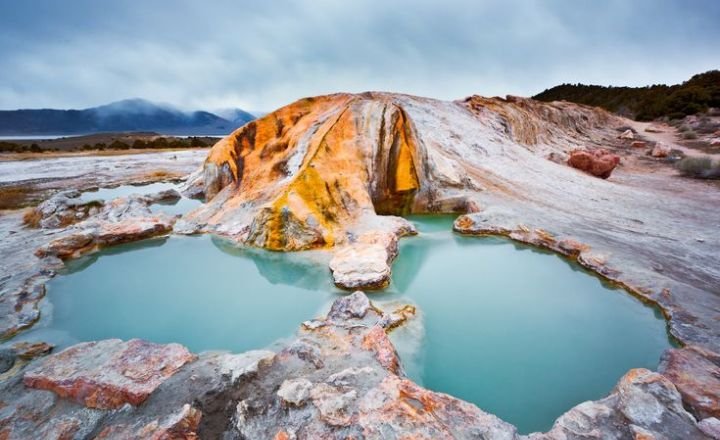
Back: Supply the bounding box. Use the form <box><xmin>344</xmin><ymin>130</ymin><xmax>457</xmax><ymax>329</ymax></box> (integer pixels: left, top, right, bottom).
<box><xmin>2</xmin><ymin>292</ymin><xmax>717</xmax><ymax>439</ymax></box>
<box><xmin>34</xmin><ymin>191</ymin><xmax>179</xmax><ymax>260</ymax></box>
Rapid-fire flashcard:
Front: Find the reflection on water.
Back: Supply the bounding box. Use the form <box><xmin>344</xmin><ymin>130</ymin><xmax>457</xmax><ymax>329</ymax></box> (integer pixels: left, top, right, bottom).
<box><xmin>11</xmin><ymin>215</ymin><xmax>672</xmax><ymax>434</ymax></box>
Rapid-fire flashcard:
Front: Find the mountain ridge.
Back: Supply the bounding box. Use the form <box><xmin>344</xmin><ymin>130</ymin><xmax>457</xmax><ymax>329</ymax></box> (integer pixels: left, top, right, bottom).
<box><xmin>0</xmin><ymin>98</ymin><xmax>256</xmax><ymax>136</ymax></box>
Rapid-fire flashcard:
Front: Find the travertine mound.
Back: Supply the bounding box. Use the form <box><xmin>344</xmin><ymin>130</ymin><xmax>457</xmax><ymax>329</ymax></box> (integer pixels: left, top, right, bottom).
<box><xmin>178</xmin><ymin>93</ymin><xmax>624</xmax><ymax>288</ymax></box>
<box><xmin>181</xmin><ymin>93</ymin><xmax>622</xmax><ymax>252</ymax></box>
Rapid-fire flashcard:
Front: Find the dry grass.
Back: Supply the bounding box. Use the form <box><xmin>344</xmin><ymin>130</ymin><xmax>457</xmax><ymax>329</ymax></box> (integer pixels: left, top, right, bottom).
<box><xmin>22</xmin><ymin>208</ymin><xmax>42</xmax><ymax>228</ymax></box>
<box><xmin>0</xmin><ymin>186</ymin><xmax>39</xmax><ymax>210</ymax></box>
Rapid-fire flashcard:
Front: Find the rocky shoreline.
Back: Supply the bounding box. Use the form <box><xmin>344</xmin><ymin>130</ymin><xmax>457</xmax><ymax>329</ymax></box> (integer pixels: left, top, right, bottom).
<box><xmin>1</xmin><ymin>93</ymin><xmax>719</xmax><ymax>438</ymax></box>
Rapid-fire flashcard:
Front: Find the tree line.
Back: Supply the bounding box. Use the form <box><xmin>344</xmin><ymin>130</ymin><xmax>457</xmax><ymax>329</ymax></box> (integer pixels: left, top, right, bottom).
<box><xmin>533</xmin><ymin>70</ymin><xmax>720</xmax><ymax>121</ymax></box>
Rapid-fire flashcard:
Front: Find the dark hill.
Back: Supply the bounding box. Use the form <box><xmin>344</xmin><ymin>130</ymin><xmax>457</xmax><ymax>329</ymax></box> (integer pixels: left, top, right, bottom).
<box><xmin>533</xmin><ymin>70</ymin><xmax>720</xmax><ymax>120</ymax></box>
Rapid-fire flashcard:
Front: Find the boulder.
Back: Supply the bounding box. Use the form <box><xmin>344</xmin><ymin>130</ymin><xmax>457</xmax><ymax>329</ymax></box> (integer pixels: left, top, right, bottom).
<box><xmin>652</xmin><ymin>143</ymin><xmax>671</xmax><ymax>158</ymax></box>
<box><xmin>567</xmin><ymin>149</ymin><xmax>620</xmax><ymax>179</ymax></box>
<box><xmin>630</xmin><ymin>140</ymin><xmax>647</xmax><ymax>148</ymax></box>
<box><xmin>530</xmin><ymin>368</ymin><xmax>706</xmax><ymax>439</ymax></box>
<box><xmin>329</xmin><ymin>242</ymin><xmax>393</xmax><ymax>290</ymax></box>
<box><xmin>25</xmin><ymin>190</ymin><xmax>103</xmax><ymax>229</ymax></box>
<box><xmin>659</xmin><ymin>345</ymin><xmax>720</xmax><ymax>419</ymax></box>
<box><xmin>12</xmin><ymin>341</ymin><xmax>54</xmax><ymax>360</ymax></box>
<box><xmin>698</xmin><ymin>418</ymin><xmax>720</xmax><ymax>439</ymax></box>
<box><xmin>23</xmin><ymin>339</ymin><xmax>195</xmax><ymax>409</ymax></box>
<box><xmin>35</xmin><ymin>195</ymin><xmax>177</xmax><ymax>259</ymax></box>
<box><xmin>619</xmin><ymin>129</ymin><xmax>635</xmax><ymax>140</ymax></box>
<box><xmin>93</xmin><ymin>404</ymin><xmax>202</xmax><ymax>439</ymax></box>
<box><xmin>329</xmin><ymin>218</ymin><xmax>415</xmax><ymax>290</ymax></box>
<box><xmin>141</xmin><ymin>188</ymin><xmax>182</xmax><ymax>204</ymax></box>
<box><xmin>710</xmin><ymin>138</ymin><xmax>720</xmax><ymax>146</ymax></box>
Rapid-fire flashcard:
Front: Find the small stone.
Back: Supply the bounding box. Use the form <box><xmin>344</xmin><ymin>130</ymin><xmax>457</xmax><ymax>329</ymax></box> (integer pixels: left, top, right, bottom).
<box><xmin>651</xmin><ymin>143</ymin><xmax>671</xmax><ymax>158</ymax></box>
<box><xmin>619</xmin><ymin>129</ymin><xmax>635</xmax><ymax>140</ymax></box>
<box><xmin>310</xmin><ymin>383</ymin><xmax>358</xmax><ymax>427</ymax></box>
<box><xmin>327</xmin><ymin>291</ymin><xmax>373</xmax><ymax>321</ymax></box>
<box><xmin>277</xmin><ymin>378</ymin><xmax>313</xmax><ymax>406</ymax></box>
<box><xmin>698</xmin><ymin>418</ymin><xmax>720</xmax><ymax>439</ymax></box>
<box><xmin>12</xmin><ymin>341</ymin><xmax>54</xmax><ymax>360</ymax></box>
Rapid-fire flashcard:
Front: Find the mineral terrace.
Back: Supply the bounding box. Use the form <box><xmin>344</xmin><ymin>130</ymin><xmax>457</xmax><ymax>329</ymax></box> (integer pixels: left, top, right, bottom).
<box><xmin>0</xmin><ymin>92</ymin><xmax>719</xmax><ymax>439</ymax></box>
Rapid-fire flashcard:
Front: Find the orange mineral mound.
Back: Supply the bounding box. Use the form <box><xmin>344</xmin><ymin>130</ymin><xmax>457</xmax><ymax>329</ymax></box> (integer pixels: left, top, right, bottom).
<box><xmin>181</xmin><ymin>92</ymin><xmax>624</xmax><ymax>253</ymax></box>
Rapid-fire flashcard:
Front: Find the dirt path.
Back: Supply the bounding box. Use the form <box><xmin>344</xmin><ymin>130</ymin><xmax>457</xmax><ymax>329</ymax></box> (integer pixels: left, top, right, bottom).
<box><xmin>628</xmin><ymin>120</ymin><xmax>705</xmax><ymax>157</ymax></box>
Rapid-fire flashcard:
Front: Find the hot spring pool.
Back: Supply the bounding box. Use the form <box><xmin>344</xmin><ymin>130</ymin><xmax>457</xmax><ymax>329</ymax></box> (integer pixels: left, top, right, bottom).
<box><xmin>13</xmin><ymin>216</ymin><xmax>672</xmax><ymax>433</ymax></box>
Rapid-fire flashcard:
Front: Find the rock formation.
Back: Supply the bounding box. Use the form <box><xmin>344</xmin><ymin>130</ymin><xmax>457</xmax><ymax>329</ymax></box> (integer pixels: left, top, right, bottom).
<box><xmin>1</xmin><ymin>293</ymin><xmax>713</xmax><ymax>439</ymax></box>
<box><xmin>179</xmin><ymin>92</ymin><xmax>625</xmax><ymax>288</ymax></box>
<box><xmin>567</xmin><ymin>148</ymin><xmax>620</xmax><ymax>178</ymax></box>
<box><xmin>35</xmin><ymin>192</ymin><xmax>178</xmax><ymax>260</ymax></box>
<box><xmin>23</xmin><ymin>339</ymin><xmax>195</xmax><ymax>409</ymax></box>
<box><xmin>2</xmin><ymin>91</ymin><xmax>719</xmax><ymax>439</ymax></box>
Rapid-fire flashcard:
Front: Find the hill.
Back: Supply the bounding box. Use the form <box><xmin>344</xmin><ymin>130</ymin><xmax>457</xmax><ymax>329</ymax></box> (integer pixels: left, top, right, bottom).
<box><xmin>533</xmin><ymin>70</ymin><xmax>720</xmax><ymax>120</ymax></box>
<box><xmin>0</xmin><ymin>99</ymin><xmax>255</xmax><ymax>136</ymax></box>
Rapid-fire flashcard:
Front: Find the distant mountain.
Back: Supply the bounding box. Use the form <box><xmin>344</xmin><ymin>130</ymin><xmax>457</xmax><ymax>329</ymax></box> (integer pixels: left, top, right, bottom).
<box><xmin>533</xmin><ymin>70</ymin><xmax>720</xmax><ymax>121</ymax></box>
<box><xmin>0</xmin><ymin>98</ymin><xmax>256</xmax><ymax>136</ymax></box>
<box><xmin>214</xmin><ymin>108</ymin><xmax>257</xmax><ymax>127</ymax></box>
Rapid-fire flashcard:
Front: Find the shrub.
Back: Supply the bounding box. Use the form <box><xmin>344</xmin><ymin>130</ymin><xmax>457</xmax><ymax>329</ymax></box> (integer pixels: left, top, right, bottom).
<box><xmin>682</xmin><ymin>130</ymin><xmax>698</xmax><ymax>139</ymax></box>
<box><xmin>676</xmin><ymin>156</ymin><xmax>720</xmax><ymax>179</ymax></box>
<box><xmin>22</xmin><ymin>207</ymin><xmax>42</xmax><ymax>228</ymax></box>
<box><xmin>109</xmin><ymin>140</ymin><xmax>130</xmax><ymax>150</ymax></box>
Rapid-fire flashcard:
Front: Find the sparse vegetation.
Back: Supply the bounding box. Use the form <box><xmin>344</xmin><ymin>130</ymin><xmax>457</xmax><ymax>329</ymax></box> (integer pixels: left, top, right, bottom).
<box><xmin>22</xmin><ymin>207</ymin><xmax>42</xmax><ymax>227</ymax></box>
<box><xmin>0</xmin><ymin>135</ymin><xmax>218</xmax><ymax>153</ymax></box>
<box><xmin>682</xmin><ymin>130</ymin><xmax>698</xmax><ymax>140</ymax></box>
<box><xmin>676</xmin><ymin>156</ymin><xmax>720</xmax><ymax>179</ymax></box>
<box><xmin>0</xmin><ymin>185</ymin><xmax>41</xmax><ymax>209</ymax></box>
<box><xmin>534</xmin><ymin>70</ymin><xmax>720</xmax><ymax>121</ymax></box>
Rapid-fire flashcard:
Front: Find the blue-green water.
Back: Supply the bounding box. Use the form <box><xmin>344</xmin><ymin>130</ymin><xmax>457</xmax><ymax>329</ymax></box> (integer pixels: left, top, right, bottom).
<box><xmin>388</xmin><ymin>216</ymin><xmax>672</xmax><ymax>433</ymax></box>
<box><xmin>14</xmin><ymin>216</ymin><xmax>671</xmax><ymax>434</ymax></box>
<box><xmin>80</xmin><ymin>182</ymin><xmax>202</xmax><ymax>216</ymax></box>
<box><xmin>22</xmin><ymin>235</ymin><xmax>335</xmax><ymax>353</ymax></box>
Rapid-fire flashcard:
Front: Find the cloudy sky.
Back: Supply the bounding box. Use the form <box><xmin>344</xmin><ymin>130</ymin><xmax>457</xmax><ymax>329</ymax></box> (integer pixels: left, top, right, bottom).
<box><xmin>0</xmin><ymin>0</ymin><xmax>718</xmax><ymax>112</ymax></box>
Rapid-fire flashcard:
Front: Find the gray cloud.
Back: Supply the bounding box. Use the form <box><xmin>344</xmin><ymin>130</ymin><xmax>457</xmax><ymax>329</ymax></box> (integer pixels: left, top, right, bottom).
<box><xmin>0</xmin><ymin>0</ymin><xmax>718</xmax><ymax>111</ymax></box>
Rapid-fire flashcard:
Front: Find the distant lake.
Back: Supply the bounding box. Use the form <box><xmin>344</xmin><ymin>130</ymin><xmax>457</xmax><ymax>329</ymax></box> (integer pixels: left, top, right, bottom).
<box><xmin>0</xmin><ymin>134</ymin><xmax>223</xmax><ymax>141</ymax></box>
<box><xmin>0</xmin><ymin>135</ymin><xmax>73</xmax><ymax>140</ymax></box>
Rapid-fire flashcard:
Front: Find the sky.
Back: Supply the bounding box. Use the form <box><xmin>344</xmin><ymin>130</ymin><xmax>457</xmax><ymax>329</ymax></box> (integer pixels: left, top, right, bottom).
<box><xmin>0</xmin><ymin>0</ymin><xmax>718</xmax><ymax>112</ymax></box>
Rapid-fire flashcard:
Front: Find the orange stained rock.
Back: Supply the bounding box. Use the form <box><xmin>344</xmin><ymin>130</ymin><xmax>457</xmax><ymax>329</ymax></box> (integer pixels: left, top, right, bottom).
<box><xmin>361</xmin><ymin>326</ymin><xmax>400</xmax><ymax>374</ymax></box>
<box><xmin>274</xmin><ymin>431</ymin><xmax>290</xmax><ymax>440</ymax></box>
<box><xmin>194</xmin><ymin>91</ymin><xmax>625</xmax><ymax>252</ymax></box>
<box><xmin>390</xmin><ymin>109</ymin><xmax>420</xmax><ymax>193</ymax></box>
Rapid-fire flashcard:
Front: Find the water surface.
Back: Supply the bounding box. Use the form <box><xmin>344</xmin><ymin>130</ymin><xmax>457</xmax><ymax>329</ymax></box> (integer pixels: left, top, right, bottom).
<box><xmin>387</xmin><ymin>216</ymin><xmax>671</xmax><ymax>433</ymax></box>
<box><xmin>13</xmin><ymin>216</ymin><xmax>671</xmax><ymax>434</ymax></box>
<box><xmin>21</xmin><ymin>235</ymin><xmax>335</xmax><ymax>353</ymax></box>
